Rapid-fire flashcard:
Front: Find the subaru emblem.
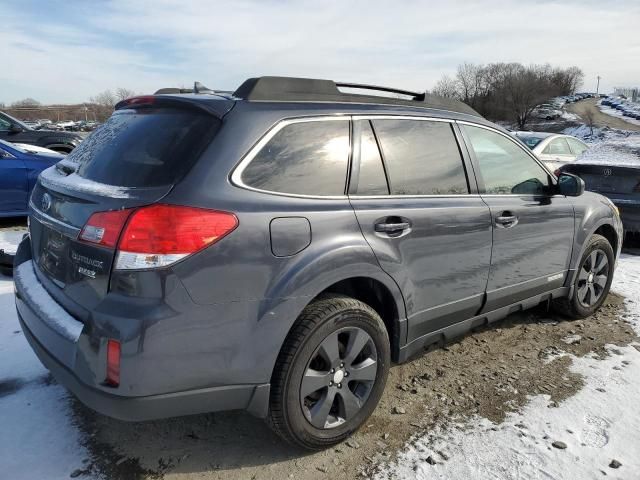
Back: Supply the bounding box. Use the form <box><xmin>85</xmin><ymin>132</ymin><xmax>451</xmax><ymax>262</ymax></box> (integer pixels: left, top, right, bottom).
<box><xmin>603</xmin><ymin>168</ymin><xmax>612</xmax><ymax>177</ymax></box>
<box><xmin>41</xmin><ymin>193</ymin><xmax>52</xmax><ymax>212</ymax></box>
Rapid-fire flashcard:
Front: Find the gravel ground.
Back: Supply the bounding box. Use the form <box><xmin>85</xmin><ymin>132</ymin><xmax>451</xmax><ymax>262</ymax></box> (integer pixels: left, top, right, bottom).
<box><xmin>67</xmin><ymin>293</ymin><xmax>635</xmax><ymax>480</ymax></box>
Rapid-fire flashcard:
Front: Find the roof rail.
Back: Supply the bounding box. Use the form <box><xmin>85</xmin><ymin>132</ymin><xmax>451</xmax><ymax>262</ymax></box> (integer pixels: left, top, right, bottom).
<box><xmin>232</xmin><ymin>76</ymin><xmax>479</xmax><ymax>117</ymax></box>
<box><xmin>335</xmin><ymin>82</ymin><xmax>426</xmax><ymax>101</ymax></box>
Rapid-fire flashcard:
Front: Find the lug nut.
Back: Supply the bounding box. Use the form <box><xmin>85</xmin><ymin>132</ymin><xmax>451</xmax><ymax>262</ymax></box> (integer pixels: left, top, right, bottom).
<box><xmin>330</xmin><ymin>368</ymin><xmax>335</xmax><ymax>373</ymax></box>
<box><xmin>344</xmin><ymin>371</ymin><xmax>349</xmax><ymax>377</ymax></box>
<box><xmin>329</xmin><ymin>381</ymin><xmax>333</xmax><ymax>386</ymax></box>
<box><xmin>337</xmin><ymin>383</ymin><xmax>342</xmax><ymax>388</ymax></box>
<box><xmin>340</xmin><ymin>363</ymin><xmax>344</xmax><ymax>368</ymax></box>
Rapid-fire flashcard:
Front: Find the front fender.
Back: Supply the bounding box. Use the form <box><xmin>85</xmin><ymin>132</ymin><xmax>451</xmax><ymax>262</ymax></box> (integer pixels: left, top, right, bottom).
<box><xmin>566</xmin><ymin>192</ymin><xmax>623</xmax><ymax>288</ymax></box>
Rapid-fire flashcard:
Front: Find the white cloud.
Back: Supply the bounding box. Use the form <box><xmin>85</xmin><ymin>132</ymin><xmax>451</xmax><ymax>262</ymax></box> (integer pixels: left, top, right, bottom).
<box><xmin>0</xmin><ymin>0</ymin><xmax>638</xmax><ymax>104</ymax></box>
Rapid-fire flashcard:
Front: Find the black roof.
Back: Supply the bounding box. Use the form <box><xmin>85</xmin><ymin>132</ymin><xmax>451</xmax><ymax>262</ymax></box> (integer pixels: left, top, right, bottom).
<box><xmin>155</xmin><ymin>76</ymin><xmax>481</xmax><ymax>117</ymax></box>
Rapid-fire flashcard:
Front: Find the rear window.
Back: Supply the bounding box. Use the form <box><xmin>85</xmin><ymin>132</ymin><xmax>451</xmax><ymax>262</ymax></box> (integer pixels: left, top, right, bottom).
<box><xmin>68</xmin><ymin>108</ymin><xmax>219</xmax><ymax>187</ymax></box>
<box><xmin>241</xmin><ymin>120</ymin><xmax>350</xmax><ymax>196</ymax></box>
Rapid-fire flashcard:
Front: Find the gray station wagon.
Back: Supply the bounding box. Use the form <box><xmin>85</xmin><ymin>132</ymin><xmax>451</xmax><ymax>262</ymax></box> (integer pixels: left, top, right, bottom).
<box><xmin>15</xmin><ymin>76</ymin><xmax>623</xmax><ymax>449</ymax></box>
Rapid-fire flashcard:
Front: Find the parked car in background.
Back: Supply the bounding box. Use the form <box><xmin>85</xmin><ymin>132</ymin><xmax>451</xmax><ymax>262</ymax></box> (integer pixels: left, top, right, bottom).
<box><xmin>532</xmin><ymin>106</ymin><xmax>561</xmax><ymax>120</ymax></box>
<box><xmin>0</xmin><ymin>140</ymin><xmax>64</xmax><ymax>216</ymax></box>
<box><xmin>0</xmin><ymin>111</ymin><xmax>83</xmax><ymax>153</ymax></box>
<box><xmin>14</xmin><ymin>76</ymin><xmax>622</xmax><ymax>450</ymax></box>
<box><xmin>561</xmin><ymin>156</ymin><xmax>640</xmax><ymax>235</ymax></box>
<box><xmin>512</xmin><ymin>132</ymin><xmax>589</xmax><ymax>171</ymax></box>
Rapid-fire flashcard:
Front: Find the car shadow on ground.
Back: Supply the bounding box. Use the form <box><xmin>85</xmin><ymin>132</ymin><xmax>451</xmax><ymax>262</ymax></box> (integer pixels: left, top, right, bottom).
<box><xmin>70</xmin><ymin>398</ymin><xmax>309</xmax><ymax>479</ymax></box>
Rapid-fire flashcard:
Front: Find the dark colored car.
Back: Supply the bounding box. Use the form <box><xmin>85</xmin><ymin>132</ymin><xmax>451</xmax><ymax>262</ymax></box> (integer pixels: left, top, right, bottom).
<box><xmin>15</xmin><ymin>76</ymin><xmax>623</xmax><ymax>450</ymax></box>
<box><xmin>0</xmin><ymin>140</ymin><xmax>65</xmax><ymax>216</ymax></box>
<box><xmin>561</xmin><ymin>161</ymin><xmax>640</xmax><ymax>234</ymax></box>
<box><xmin>0</xmin><ymin>111</ymin><xmax>83</xmax><ymax>153</ymax></box>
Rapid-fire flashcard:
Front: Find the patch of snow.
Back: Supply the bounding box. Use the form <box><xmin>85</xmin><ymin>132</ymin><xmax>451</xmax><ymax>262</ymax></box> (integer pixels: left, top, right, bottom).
<box><xmin>598</xmin><ymin>104</ymin><xmax>640</xmax><ymax>127</ymax></box>
<box><xmin>378</xmin><ymin>254</ymin><xmax>640</xmax><ymax>480</ymax></box>
<box><xmin>561</xmin><ymin>110</ymin><xmax>579</xmax><ymax>121</ymax></box>
<box><xmin>14</xmin><ymin>261</ymin><xmax>83</xmax><ymax>342</ymax></box>
<box><xmin>39</xmin><ymin>166</ymin><xmax>131</xmax><ymax>199</ymax></box>
<box><xmin>0</xmin><ymin>229</ymin><xmax>26</xmax><ymax>255</ymax></box>
<box><xmin>0</xmin><ymin>275</ymin><xmax>89</xmax><ymax>480</ymax></box>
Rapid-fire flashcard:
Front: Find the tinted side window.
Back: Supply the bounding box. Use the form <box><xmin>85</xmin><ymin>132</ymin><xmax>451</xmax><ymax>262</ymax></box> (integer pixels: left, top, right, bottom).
<box><xmin>0</xmin><ymin>117</ymin><xmax>10</xmax><ymax>131</ymax></box>
<box><xmin>372</xmin><ymin>119</ymin><xmax>468</xmax><ymax>195</ymax></box>
<box><xmin>354</xmin><ymin>121</ymin><xmax>388</xmax><ymax>195</ymax></box>
<box><xmin>242</xmin><ymin>120</ymin><xmax>349</xmax><ymax>196</ymax></box>
<box><xmin>463</xmin><ymin>125</ymin><xmax>551</xmax><ymax>195</ymax></box>
<box><xmin>543</xmin><ymin>138</ymin><xmax>571</xmax><ymax>155</ymax></box>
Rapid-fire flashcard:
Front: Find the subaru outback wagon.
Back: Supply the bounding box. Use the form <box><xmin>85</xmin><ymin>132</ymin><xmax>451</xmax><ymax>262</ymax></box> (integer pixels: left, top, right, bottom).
<box><xmin>15</xmin><ymin>76</ymin><xmax>622</xmax><ymax>450</ymax></box>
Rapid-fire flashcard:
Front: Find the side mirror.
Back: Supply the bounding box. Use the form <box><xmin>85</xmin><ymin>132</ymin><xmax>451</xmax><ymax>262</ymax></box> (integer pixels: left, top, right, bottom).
<box><xmin>558</xmin><ymin>172</ymin><xmax>585</xmax><ymax>197</ymax></box>
<box><xmin>9</xmin><ymin>123</ymin><xmax>24</xmax><ymax>133</ymax></box>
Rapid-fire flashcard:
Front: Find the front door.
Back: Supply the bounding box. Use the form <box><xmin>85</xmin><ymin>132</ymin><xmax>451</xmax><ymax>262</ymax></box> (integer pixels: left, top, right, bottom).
<box><xmin>349</xmin><ymin>118</ymin><xmax>492</xmax><ymax>343</ymax></box>
<box><xmin>460</xmin><ymin>123</ymin><xmax>575</xmax><ymax>312</ymax></box>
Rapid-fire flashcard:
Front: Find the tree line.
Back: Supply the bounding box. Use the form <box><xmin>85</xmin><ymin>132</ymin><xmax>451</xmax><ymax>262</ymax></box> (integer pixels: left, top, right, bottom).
<box><xmin>431</xmin><ymin>62</ymin><xmax>584</xmax><ymax>128</ymax></box>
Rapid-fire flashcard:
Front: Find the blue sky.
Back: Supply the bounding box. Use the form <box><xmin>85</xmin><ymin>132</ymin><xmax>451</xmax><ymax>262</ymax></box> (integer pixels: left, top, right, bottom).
<box><xmin>1</xmin><ymin>0</ymin><xmax>638</xmax><ymax>104</ymax></box>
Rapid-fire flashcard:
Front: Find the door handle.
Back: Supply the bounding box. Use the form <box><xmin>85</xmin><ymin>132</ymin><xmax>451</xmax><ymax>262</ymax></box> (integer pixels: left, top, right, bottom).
<box><xmin>375</xmin><ymin>221</ymin><xmax>411</xmax><ymax>233</ymax></box>
<box><xmin>495</xmin><ymin>213</ymin><xmax>518</xmax><ymax>228</ymax></box>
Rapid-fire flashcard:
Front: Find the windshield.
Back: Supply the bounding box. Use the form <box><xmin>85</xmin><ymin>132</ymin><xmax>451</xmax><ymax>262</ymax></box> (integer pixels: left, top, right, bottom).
<box><xmin>66</xmin><ymin>108</ymin><xmax>220</xmax><ymax>188</ymax></box>
<box><xmin>0</xmin><ymin>112</ymin><xmax>31</xmax><ymax>131</ymax></box>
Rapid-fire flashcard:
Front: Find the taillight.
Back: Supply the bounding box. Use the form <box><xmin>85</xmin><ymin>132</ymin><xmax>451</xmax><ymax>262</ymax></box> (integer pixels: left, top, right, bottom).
<box><xmin>105</xmin><ymin>339</ymin><xmax>120</xmax><ymax>387</ymax></box>
<box><xmin>115</xmin><ymin>204</ymin><xmax>238</xmax><ymax>269</ymax></box>
<box><xmin>79</xmin><ymin>209</ymin><xmax>133</xmax><ymax>248</ymax></box>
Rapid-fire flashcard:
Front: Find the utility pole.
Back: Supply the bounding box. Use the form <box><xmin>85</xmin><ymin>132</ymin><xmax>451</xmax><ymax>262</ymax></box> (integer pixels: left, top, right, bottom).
<box><xmin>596</xmin><ymin>75</ymin><xmax>601</xmax><ymax>95</ymax></box>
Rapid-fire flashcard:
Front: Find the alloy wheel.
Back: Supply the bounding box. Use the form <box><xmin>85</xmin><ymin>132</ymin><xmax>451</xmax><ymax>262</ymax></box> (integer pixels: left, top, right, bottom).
<box><xmin>577</xmin><ymin>249</ymin><xmax>609</xmax><ymax>308</ymax></box>
<box><xmin>300</xmin><ymin>327</ymin><xmax>378</xmax><ymax>429</ymax></box>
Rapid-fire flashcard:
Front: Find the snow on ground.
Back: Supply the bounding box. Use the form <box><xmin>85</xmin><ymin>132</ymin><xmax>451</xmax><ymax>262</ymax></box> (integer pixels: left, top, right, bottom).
<box><xmin>0</xmin><ymin>228</ymin><xmax>27</xmax><ymax>255</ymax></box>
<box><xmin>0</xmin><ymin>273</ymin><xmax>90</xmax><ymax>480</ymax></box>
<box><xmin>377</xmin><ymin>255</ymin><xmax>640</xmax><ymax>480</ymax></box>
<box><xmin>598</xmin><ymin>104</ymin><xmax>640</xmax><ymax>127</ymax></box>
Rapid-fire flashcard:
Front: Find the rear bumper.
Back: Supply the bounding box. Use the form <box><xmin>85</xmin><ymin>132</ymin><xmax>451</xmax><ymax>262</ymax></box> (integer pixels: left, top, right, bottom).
<box><xmin>14</xmin><ymin>239</ymin><xmax>270</xmax><ymax>421</ymax></box>
<box><xmin>19</xmin><ymin>312</ymin><xmax>268</xmax><ymax>421</ymax></box>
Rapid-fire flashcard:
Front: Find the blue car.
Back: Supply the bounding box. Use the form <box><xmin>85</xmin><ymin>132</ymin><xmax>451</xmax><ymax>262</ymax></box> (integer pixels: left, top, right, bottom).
<box><xmin>0</xmin><ymin>140</ymin><xmax>64</xmax><ymax>216</ymax></box>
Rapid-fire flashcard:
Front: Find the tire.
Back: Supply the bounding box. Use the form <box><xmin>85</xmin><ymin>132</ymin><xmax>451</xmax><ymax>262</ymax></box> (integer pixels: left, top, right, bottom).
<box><xmin>268</xmin><ymin>294</ymin><xmax>390</xmax><ymax>450</ymax></box>
<box><xmin>553</xmin><ymin>234</ymin><xmax>614</xmax><ymax>319</ymax></box>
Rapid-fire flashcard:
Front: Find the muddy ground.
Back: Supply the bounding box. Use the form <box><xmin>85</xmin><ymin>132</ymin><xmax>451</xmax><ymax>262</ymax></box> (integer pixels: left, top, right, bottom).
<box><xmin>66</xmin><ymin>291</ymin><xmax>637</xmax><ymax>480</ymax></box>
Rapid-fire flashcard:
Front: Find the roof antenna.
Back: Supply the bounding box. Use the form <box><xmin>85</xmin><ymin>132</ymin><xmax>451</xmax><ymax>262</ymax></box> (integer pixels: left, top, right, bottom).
<box><xmin>194</xmin><ymin>81</ymin><xmax>214</xmax><ymax>94</ymax></box>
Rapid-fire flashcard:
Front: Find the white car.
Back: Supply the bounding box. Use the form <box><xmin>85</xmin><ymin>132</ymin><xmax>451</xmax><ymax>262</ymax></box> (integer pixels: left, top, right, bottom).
<box><xmin>512</xmin><ymin>132</ymin><xmax>589</xmax><ymax>172</ymax></box>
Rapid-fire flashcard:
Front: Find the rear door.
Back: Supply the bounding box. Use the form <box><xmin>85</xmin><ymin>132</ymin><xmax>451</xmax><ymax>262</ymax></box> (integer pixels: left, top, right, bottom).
<box><xmin>0</xmin><ymin>145</ymin><xmax>28</xmax><ymax>213</ymax></box>
<box><xmin>28</xmin><ymin>105</ymin><xmax>221</xmax><ymax>316</ymax></box>
<box><xmin>349</xmin><ymin>117</ymin><xmax>492</xmax><ymax>343</ymax></box>
<box><xmin>459</xmin><ymin>123</ymin><xmax>575</xmax><ymax>312</ymax></box>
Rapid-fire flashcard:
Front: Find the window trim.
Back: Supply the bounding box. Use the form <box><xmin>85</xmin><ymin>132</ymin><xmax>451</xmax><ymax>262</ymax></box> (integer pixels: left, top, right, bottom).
<box><xmin>349</xmin><ymin>115</ymin><xmax>474</xmax><ymax>198</ymax></box>
<box><xmin>230</xmin><ymin>115</ymin><xmax>352</xmax><ymax>199</ymax></box>
<box><xmin>456</xmin><ymin>120</ymin><xmax>562</xmax><ymax>197</ymax></box>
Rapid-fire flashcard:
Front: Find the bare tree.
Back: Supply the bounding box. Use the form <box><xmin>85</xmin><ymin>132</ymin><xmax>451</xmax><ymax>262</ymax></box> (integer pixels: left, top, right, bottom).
<box><xmin>115</xmin><ymin>87</ymin><xmax>137</xmax><ymax>102</ymax></box>
<box><xmin>431</xmin><ymin>62</ymin><xmax>584</xmax><ymax>128</ymax></box>
<box><xmin>11</xmin><ymin>98</ymin><xmax>41</xmax><ymax>108</ymax></box>
<box><xmin>583</xmin><ymin>107</ymin><xmax>596</xmax><ymax>136</ymax></box>
<box><xmin>431</xmin><ymin>75</ymin><xmax>459</xmax><ymax>99</ymax></box>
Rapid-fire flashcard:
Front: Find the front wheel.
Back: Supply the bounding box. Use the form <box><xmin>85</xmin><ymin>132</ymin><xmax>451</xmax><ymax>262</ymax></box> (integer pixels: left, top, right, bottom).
<box><xmin>268</xmin><ymin>295</ymin><xmax>390</xmax><ymax>450</ymax></box>
<box><xmin>553</xmin><ymin>234</ymin><xmax>614</xmax><ymax>318</ymax></box>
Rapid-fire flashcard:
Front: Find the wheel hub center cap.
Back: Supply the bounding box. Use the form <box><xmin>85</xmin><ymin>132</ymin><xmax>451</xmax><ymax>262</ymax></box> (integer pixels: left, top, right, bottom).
<box><xmin>588</xmin><ymin>273</ymin><xmax>594</xmax><ymax>283</ymax></box>
<box><xmin>333</xmin><ymin>369</ymin><xmax>345</xmax><ymax>384</ymax></box>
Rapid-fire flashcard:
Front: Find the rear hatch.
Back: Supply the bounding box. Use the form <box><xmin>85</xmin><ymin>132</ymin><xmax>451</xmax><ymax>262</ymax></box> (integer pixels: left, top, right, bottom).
<box><xmin>29</xmin><ymin>100</ymin><xmax>224</xmax><ymax>317</ymax></box>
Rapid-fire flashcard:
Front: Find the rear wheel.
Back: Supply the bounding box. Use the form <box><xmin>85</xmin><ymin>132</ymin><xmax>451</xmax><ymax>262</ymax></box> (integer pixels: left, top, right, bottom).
<box><xmin>268</xmin><ymin>295</ymin><xmax>390</xmax><ymax>450</ymax></box>
<box><xmin>553</xmin><ymin>234</ymin><xmax>614</xmax><ymax>318</ymax></box>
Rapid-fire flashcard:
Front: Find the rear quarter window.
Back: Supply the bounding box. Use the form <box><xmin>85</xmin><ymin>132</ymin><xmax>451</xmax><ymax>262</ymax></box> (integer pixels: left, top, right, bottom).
<box><xmin>68</xmin><ymin>108</ymin><xmax>220</xmax><ymax>187</ymax></box>
<box><xmin>240</xmin><ymin>120</ymin><xmax>350</xmax><ymax>196</ymax></box>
